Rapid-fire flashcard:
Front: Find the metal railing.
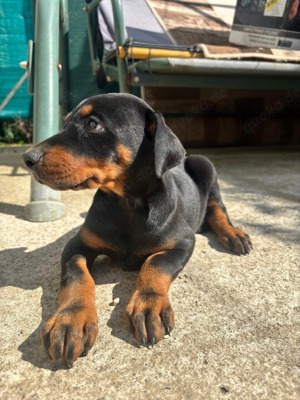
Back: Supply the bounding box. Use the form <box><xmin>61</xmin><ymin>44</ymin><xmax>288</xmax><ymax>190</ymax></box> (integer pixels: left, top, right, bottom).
<box><xmin>22</xmin><ymin>0</ymin><xmax>69</xmax><ymax>221</ymax></box>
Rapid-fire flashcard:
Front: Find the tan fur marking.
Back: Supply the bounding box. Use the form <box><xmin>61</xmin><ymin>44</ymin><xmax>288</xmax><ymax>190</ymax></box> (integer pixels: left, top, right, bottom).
<box><xmin>43</xmin><ymin>256</ymin><xmax>98</xmax><ymax>362</ymax></box>
<box><xmin>81</xmin><ymin>104</ymin><xmax>93</xmax><ymax>117</ymax></box>
<box><xmin>59</xmin><ymin>257</ymin><xmax>95</xmax><ymax>306</ymax></box>
<box><xmin>79</xmin><ymin>227</ymin><xmax>118</xmax><ymax>252</ymax></box>
<box><xmin>207</xmin><ymin>198</ymin><xmax>250</xmax><ymax>253</ymax></box>
<box><xmin>207</xmin><ymin>198</ymin><xmax>230</xmax><ymax>235</ymax></box>
<box><xmin>125</xmin><ymin>251</ymin><xmax>174</xmax><ymax>344</ymax></box>
<box><xmin>117</xmin><ymin>144</ymin><xmax>132</xmax><ymax>165</ymax></box>
<box><xmin>39</xmin><ymin>146</ymin><xmax>126</xmax><ymax>196</ymax></box>
<box><xmin>135</xmin><ymin>241</ymin><xmax>176</xmax><ymax>257</ymax></box>
<box><xmin>137</xmin><ymin>252</ymin><xmax>172</xmax><ymax>295</ymax></box>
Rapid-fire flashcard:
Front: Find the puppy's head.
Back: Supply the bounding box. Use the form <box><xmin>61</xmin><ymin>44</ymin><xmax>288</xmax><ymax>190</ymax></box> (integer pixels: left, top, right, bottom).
<box><xmin>23</xmin><ymin>94</ymin><xmax>185</xmax><ymax>197</ymax></box>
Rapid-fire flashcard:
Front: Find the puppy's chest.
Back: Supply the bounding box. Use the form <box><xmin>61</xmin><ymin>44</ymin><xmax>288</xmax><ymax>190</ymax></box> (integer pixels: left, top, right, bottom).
<box><xmin>106</xmin><ymin>218</ymin><xmax>160</xmax><ymax>271</ymax></box>
<box><xmin>116</xmin><ymin>202</ymin><xmax>158</xmax><ymax>254</ymax></box>
<box><xmin>89</xmin><ymin>196</ymin><xmax>160</xmax><ymax>256</ymax></box>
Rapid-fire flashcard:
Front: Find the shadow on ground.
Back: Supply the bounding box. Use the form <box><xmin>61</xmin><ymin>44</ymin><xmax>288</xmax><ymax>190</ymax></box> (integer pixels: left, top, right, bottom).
<box><xmin>1</xmin><ymin>225</ymin><xmax>226</xmax><ymax>370</ymax></box>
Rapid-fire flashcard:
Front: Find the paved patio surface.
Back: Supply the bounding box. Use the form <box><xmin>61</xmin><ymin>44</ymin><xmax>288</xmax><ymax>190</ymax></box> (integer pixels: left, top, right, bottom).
<box><xmin>0</xmin><ymin>148</ymin><xmax>299</xmax><ymax>399</ymax></box>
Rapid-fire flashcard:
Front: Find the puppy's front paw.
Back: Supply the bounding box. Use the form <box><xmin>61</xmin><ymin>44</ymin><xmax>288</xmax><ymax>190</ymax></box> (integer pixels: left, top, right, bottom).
<box><xmin>40</xmin><ymin>302</ymin><xmax>98</xmax><ymax>368</ymax></box>
<box><xmin>219</xmin><ymin>227</ymin><xmax>252</xmax><ymax>255</ymax></box>
<box><xmin>125</xmin><ymin>290</ymin><xmax>174</xmax><ymax>347</ymax></box>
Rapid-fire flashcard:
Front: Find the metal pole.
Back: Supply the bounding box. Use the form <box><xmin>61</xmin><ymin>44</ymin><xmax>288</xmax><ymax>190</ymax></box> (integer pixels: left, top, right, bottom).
<box><xmin>111</xmin><ymin>0</ymin><xmax>128</xmax><ymax>92</ymax></box>
<box><xmin>59</xmin><ymin>0</ymin><xmax>70</xmax><ymax>119</ymax></box>
<box><xmin>25</xmin><ymin>0</ymin><xmax>65</xmax><ymax>221</ymax></box>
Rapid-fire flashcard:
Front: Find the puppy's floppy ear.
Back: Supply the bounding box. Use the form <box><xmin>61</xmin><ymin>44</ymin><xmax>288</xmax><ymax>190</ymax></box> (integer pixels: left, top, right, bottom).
<box><xmin>145</xmin><ymin>111</ymin><xmax>186</xmax><ymax>178</ymax></box>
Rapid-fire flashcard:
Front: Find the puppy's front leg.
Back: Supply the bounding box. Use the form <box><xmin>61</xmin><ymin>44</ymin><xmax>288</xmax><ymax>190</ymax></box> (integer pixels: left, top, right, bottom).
<box><xmin>125</xmin><ymin>239</ymin><xmax>194</xmax><ymax>347</ymax></box>
<box><xmin>40</xmin><ymin>253</ymin><xmax>98</xmax><ymax>368</ymax></box>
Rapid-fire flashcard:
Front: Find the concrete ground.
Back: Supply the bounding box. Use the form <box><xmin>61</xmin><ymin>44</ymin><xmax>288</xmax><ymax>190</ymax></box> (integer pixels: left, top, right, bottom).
<box><xmin>0</xmin><ymin>147</ymin><xmax>299</xmax><ymax>400</ymax></box>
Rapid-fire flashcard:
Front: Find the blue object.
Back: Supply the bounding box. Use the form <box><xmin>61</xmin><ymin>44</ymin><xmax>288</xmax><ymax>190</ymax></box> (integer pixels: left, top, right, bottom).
<box><xmin>0</xmin><ymin>0</ymin><xmax>33</xmax><ymax>119</ymax></box>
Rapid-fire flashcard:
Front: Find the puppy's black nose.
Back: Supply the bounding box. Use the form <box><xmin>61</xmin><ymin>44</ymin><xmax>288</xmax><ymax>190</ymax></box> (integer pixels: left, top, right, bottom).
<box><xmin>22</xmin><ymin>150</ymin><xmax>43</xmax><ymax>169</ymax></box>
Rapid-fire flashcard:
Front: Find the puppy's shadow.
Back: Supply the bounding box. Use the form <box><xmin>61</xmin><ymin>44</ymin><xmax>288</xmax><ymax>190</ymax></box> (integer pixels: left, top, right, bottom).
<box><xmin>8</xmin><ymin>229</ymin><xmax>79</xmax><ymax>370</ymax></box>
<box><xmin>92</xmin><ymin>257</ymin><xmax>139</xmax><ymax>348</ymax></box>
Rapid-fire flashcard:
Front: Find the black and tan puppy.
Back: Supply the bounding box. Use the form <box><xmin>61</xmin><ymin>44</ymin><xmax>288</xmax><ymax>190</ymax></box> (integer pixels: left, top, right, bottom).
<box><xmin>23</xmin><ymin>93</ymin><xmax>252</xmax><ymax>368</ymax></box>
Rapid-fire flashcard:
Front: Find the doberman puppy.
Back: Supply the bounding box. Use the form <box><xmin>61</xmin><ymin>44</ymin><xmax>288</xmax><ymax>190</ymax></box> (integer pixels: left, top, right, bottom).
<box><xmin>23</xmin><ymin>93</ymin><xmax>252</xmax><ymax>368</ymax></box>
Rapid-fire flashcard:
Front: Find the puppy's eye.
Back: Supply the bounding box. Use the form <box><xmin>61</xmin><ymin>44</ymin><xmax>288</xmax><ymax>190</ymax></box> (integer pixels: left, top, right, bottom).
<box><xmin>88</xmin><ymin>119</ymin><xmax>102</xmax><ymax>131</ymax></box>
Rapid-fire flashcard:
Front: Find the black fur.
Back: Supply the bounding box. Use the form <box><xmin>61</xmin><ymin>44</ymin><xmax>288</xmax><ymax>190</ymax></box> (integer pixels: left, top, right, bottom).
<box><xmin>23</xmin><ymin>93</ymin><xmax>252</xmax><ymax>366</ymax></box>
